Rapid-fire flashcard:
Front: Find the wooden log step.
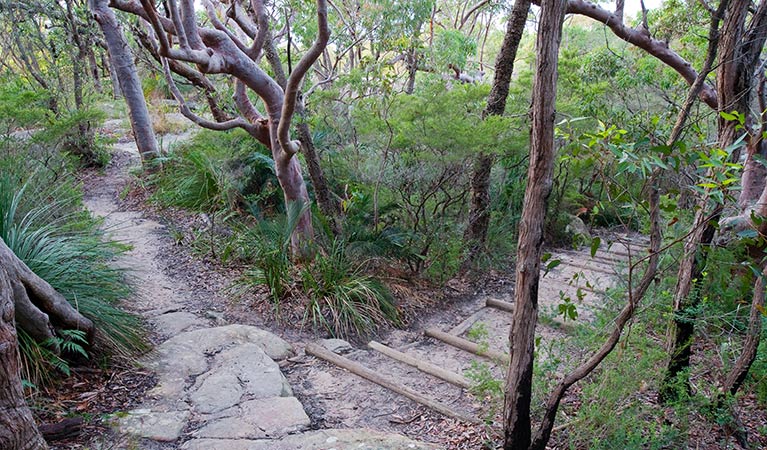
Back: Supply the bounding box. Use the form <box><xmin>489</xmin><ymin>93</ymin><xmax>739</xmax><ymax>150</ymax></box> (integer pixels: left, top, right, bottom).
<box><xmin>40</xmin><ymin>417</ymin><xmax>83</xmax><ymax>442</ymax></box>
<box><xmin>448</xmin><ymin>307</ymin><xmax>488</xmax><ymax>336</ymax></box>
<box><xmin>368</xmin><ymin>341</ymin><xmax>471</xmax><ymax>388</ymax></box>
<box><xmin>425</xmin><ymin>328</ymin><xmax>509</xmax><ymax>365</ymax></box>
<box><xmin>485</xmin><ymin>298</ymin><xmax>578</xmax><ymax>333</ymax></box>
<box><xmin>486</xmin><ymin>298</ymin><xmax>514</xmax><ymax>313</ymax></box>
<box><xmin>305</xmin><ymin>343</ymin><xmax>479</xmax><ymax>424</ymax></box>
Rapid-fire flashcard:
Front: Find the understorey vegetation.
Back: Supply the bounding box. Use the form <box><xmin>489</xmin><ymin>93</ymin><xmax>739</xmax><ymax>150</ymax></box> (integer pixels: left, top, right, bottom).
<box><xmin>0</xmin><ymin>78</ymin><xmax>146</xmax><ymax>387</ymax></box>
<box><xmin>1</xmin><ymin>0</ymin><xmax>767</xmax><ymax>449</ymax></box>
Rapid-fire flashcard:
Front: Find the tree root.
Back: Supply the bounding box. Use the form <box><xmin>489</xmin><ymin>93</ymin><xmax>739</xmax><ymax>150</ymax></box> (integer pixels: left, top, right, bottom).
<box><xmin>0</xmin><ymin>239</ymin><xmax>94</xmax><ymax>348</ymax></box>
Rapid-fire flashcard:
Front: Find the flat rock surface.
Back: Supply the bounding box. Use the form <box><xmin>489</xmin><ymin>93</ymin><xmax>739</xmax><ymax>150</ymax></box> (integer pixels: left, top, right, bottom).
<box><xmin>181</xmin><ymin>429</ymin><xmax>438</xmax><ymax>450</ymax></box>
<box><xmin>117</xmin><ymin>325</ymin><xmax>297</xmax><ymax>441</ymax></box>
<box><xmin>88</xmin><ymin>133</ymin><xmax>432</xmax><ymax>449</ymax></box>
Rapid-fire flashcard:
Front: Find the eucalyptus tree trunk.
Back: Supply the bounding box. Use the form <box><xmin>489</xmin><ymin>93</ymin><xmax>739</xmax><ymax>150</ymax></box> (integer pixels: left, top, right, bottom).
<box><xmin>503</xmin><ymin>0</ymin><xmax>566</xmax><ymax>448</ymax></box>
<box><xmin>263</xmin><ymin>36</ymin><xmax>340</xmax><ymax>230</ymax></box>
<box><xmin>463</xmin><ymin>0</ymin><xmax>531</xmax><ymax>266</ymax></box>
<box><xmin>105</xmin><ymin>53</ymin><xmax>122</xmax><ymax>99</ymax></box>
<box><xmin>64</xmin><ymin>0</ymin><xmax>99</xmax><ymax>166</ymax></box>
<box><xmin>87</xmin><ymin>47</ymin><xmax>102</xmax><ymax>93</ymax></box>
<box><xmin>110</xmin><ymin>0</ymin><xmax>329</xmax><ymax>255</ymax></box>
<box><xmin>89</xmin><ymin>0</ymin><xmax>159</xmax><ymax>164</ymax></box>
<box><xmin>661</xmin><ymin>0</ymin><xmax>767</xmax><ymax>401</ymax></box>
<box><xmin>0</xmin><ymin>264</ymin><xmax>48</xmax><ymax>450</ymax></box>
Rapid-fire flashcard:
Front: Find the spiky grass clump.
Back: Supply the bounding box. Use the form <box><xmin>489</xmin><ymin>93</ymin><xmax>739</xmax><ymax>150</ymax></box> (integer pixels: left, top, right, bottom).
<box><xmin>150</xmin><ymin>129</ymin><xmax>279</xmax><ymax>214</ymax></box>
<box><xmin>234</xmin><ymin>202</ymin><xmax>399</xmax><ymax>337</ymax></box>
<box><xmin>301</xmin><ymin>239</ymin><xmax>399</xmax><ymax>337</ymax></box>
<box><xmin>0</xmin><ymin>174</ymin><xmax>146</xmax><ymax>386</ymax></box>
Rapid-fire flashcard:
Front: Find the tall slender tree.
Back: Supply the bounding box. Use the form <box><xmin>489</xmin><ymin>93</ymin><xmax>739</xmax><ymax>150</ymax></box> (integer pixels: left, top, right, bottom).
<box><xmin>463</xmin><ymin>0</ymin><xmax>531</xmax><ymax>266</ymax></box>
<box><xmin>89</xmin><ymin>0</ymin><xmax>160</xmax><ymax>164</ymax></box>
<box><xmin>504</xmin><ymin>0</ymin><xmax>567</xmax><ymax>447</ymax></box>
<box><xmin>108</xmin><ymin>0</ymin><xmax>329</xmax><ymax>256</ymax></box>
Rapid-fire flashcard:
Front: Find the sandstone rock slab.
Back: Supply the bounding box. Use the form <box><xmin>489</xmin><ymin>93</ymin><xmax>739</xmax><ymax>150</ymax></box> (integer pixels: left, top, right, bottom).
<box><xmin>115</xmin><ymin>409</ymin><xmax>190</xmax><ymax>442</ymax></box>
<box><xmin>150</xmin><ymin>311</ymin><xmax>208</xmax><ymax>336</ymax></box>
<box><xmin>320</xmin><ymin>338</ymin><xmax>353</xmax><ymax>354</ymax></box>
<box><xmin>188</xmin><ymin>343</ymin><xmax>292</xmax><ymax>413</ymax></box>
<box><xmin>181</xmin><ymin>429</ymin><xmax>437</xmax><ymax>450</ymax></box>
<box><xmin>195</xmin><ymin>397</ymin><xmax>310</xmax><ymax>439</ymax></box>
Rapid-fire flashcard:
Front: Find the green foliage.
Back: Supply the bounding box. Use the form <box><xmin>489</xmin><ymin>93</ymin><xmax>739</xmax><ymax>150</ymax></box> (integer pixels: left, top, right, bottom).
<box><xmin>465</xmin><ymin>360</ymin><xmax>503</xmax><ymax>406</ymax></box>
<box><xmin>151</xmin><ymin>129</ymin><xmax>279</xmax><ymax>214</ymax></box>
<box><xmin>38</xmin><ymin>107</ymin><xmax>110</xmax><ymax>167</ymax></box>
<box><xmin>233</xmin><ymin>203</ymin><xmax>400</xmax><ymax>337</ymax></box>
<box><xmin>0</xmin><ymin>151</ymin><xmax>145</xmax><ymax>386</ymax></box>
<box><xmin>301</xmin><ymin>239</ymin><xmax>399</xmax><ymax>337</ymax></box>
<box><xmin>356</xmin><ymin>0</ymin><xmax>435</xmax><ymax>49</ymax></box>
<box><xmin>348</xmin><ymin>80</ymin><xmax>523</xmax><ymax>279</ymax></box>
<box><xmin>0</xmin><ymin>76</ymin><xmax>50</xmax><ymax>130</ymax></box>
<box><xmin>431</xmin><ymin>29</ymin><xmax>477</xmax><ymax>70</ymax></box>
<box><xmin>0</xmin><ymin>74</ymin><xmax>109</xmax><ymax>166</ymax></box>
<box><xmin>235</xmin><ymin>201</ymin><xmax>308</xmax><ymax>306</ymax></box>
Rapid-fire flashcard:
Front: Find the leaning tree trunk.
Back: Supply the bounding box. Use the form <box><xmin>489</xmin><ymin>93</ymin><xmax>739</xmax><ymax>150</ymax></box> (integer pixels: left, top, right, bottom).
<box><xmin>503</xmin><ymin>0</ymin><xmax>566</xmax><ymax>448</ymax></box>
<box><xmin>0</xmin><ymin>239</ymin><xmax>94</xmax><ymax>347</ymax></box>
<box><xmin>661</xmin><ymin>0</ymin><xmax>761</xmax><ymax>401</ymax></box>
<box><xmin>263</xmin><ymin>35</ymin><xmax>340</xmax><ymax>231</ymax></box>
<box><xmin>0</xmin><ymin>264</ymin><xmax>48</xmax><ymax>450</ymax></box>
<box><xmin>462</xmin><ymin>0</ymin><xmax>532</xmax><ymax>266</ymax></box>
<box><xmin>89</xmin><ymin>0</ymin><xmax>160</xmax><ymax>164</ymax></box>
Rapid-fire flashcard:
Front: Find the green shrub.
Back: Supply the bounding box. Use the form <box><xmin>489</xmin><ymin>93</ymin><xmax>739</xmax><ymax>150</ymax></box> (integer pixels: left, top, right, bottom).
<box><xmin>233</xmin><ymin>204</ymin><xmax>299</xmax><ymax>307</ymax></box>
<box><xmin>151</xmin><ymin>129</ymin><xmax>279</xmax><ymax>214</ymax></box>
<box><xmin>234</xmin><ymin>204</ymin><xmax>400</xmax><ymax>337</ymax></box>
<box><xmin>0</xmin><ymin>166</ymin><xmax>145</xmax><ymax>385</ymax></box>
<box><xmin>301</xmin><ymin>239</ymin><xmax>399</xmax><ymax>337</ymax></box>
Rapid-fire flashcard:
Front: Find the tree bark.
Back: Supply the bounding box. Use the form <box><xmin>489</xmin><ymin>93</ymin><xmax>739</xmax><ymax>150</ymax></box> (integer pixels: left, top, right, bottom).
<box><xmin>89</xmin><ymin>0</ymin><xmax>160</xmax><ymax>164</ymax></box>
<box><xmin>0</xmin><ymin>239</ymin><xmax>94</xmax><ymax>347</ymax></box>
<box><xmin>405</xmin><ymin>46</ymin><xmax>418</xmax><ymax>95</ymax></box>
<box><xmin>503</xmin><ymin>0</ymin><xmax>566</xmax><ymax>448</ymax></box>
<box><xmin>265</xmin><ymin>33</ymin><xmax>339</xmax><ymax>225</ymax></box>
<box><xmin>64</xmin><ymin>0</ymin><xmax>100</xmax><ymax>167</ymax></box>
<box><xmin>660</xmin><ymin>0</ymin><xmax>760</xmax><ymax>402</ymax></box>
<box><xmin>105</xmin><ymin>53</ymin><xmax>122</xmax><ymax>99</ymax></box>
<box><xmin>721</xmin><ymin>263</ymin><xmax>766</xmax><ymax>396</ymax></box>
<box><xmin>0</xmin><ymin>262</ymin><xmax>48</xmax><ymax>450</ymax></box>
<box><xmin>658</xmin><ymin>210</ymin><xmax>718</xmax><ymax>403</ymax></box>
<box><xmin>463</xmin><ymin>0</ymin><xmax>531</xmax><ymax>265</ymax></box>
<box><xmin>87</xmin><ymin>47</ymin><xmax>103</xmax><ymax>94</ymax></box>
<box><xmin>262</xmin><ymin>34</ymin><xmax>340</xmax><ymax>231</ymax></box>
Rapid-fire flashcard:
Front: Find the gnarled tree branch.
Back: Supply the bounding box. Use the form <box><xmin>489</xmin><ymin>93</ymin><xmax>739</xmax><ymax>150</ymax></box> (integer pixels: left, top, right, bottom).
<box><xmin>277</xmin><ymin>0</ymin><xmax>329</xmax><ymax>156</ymax></box>
<box><xmin>538</xmin><ymin>0</ymin><xmax>719</xmax><ymax>109</ymax></box>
